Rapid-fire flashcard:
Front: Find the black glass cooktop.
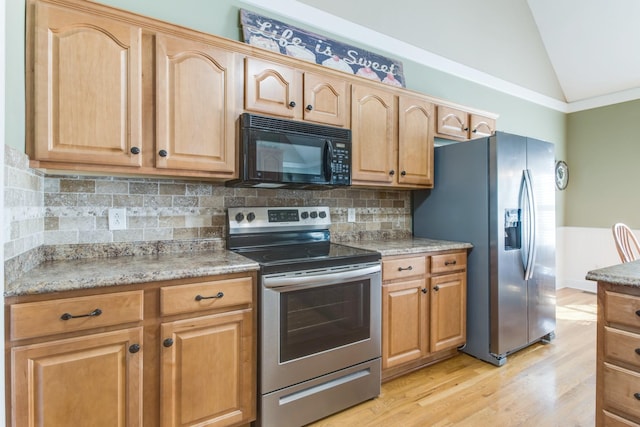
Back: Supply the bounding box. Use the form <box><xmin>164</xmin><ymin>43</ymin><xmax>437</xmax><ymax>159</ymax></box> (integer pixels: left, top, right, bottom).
<box><xmin>235</xmin><ymin>241</ymin><xmax>380</xmax><ymax>274</ymax></box>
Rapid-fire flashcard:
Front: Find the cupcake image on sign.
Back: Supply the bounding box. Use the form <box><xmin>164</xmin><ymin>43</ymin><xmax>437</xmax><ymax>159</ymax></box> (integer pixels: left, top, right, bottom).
<box><xmin>382</xmin><ymin>73</ymin><xmax>402</xmax><ymax>87</ymax></box>
<box><xmin>248</xmin><ymin>35</ymin><xmax>281</xmax><ymax>53</ymax></box>
<box><xmin>285</xmin><ymin>44</ymin><xmax>316</xmax><ymax>63</ymax></box>
<box><xmin>322</xmin><ymin>55</ymin><xmax>355</xmax><ymax>74</ymax></box>
<box><xmin>356</xmin><ymin>66</ymin><xmax>381</xmax><ymax>82</ymax></box>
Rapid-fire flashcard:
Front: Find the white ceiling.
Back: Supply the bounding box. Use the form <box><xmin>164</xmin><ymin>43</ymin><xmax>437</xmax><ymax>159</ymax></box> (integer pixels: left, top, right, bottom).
<box><xmin>241</xmin><ymin>0</ymin><xmax>640</xmax><ymax>113</ymax></box>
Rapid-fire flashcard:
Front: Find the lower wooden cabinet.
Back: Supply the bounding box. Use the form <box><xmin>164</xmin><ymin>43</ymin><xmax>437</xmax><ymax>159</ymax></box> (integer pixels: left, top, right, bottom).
<box><xmin>11</xmin><ymin>327</ymin><xmax>144</xmax><ymax>427</ymax></box>
<box><xmin>6</xmin><ymin>272</ymin><xmax>256</xmax><ymax>427</ymax></box>
<box><xmin>381</xmin><ymin>250</ymin><xmax>467</xmax><ymax>380</ymax></box>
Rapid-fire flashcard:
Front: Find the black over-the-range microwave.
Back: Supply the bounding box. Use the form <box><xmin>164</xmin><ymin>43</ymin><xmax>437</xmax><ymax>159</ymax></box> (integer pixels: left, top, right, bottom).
<box><xmin>226</xmin><ymin>113</ymin><xmax>352</xmax><ymax>189</ymax></box>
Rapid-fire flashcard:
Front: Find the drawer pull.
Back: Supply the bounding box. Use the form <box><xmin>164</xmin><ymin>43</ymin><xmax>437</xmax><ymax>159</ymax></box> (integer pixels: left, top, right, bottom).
<box><xmin>60</xmin><ymin>308</ymin><xmax>102</xmax><ymax>321</ymax></box>
<box><xmin>444</xmin><ymin>260</ymin><xmax>457</xmax><ymax>266</ymax></box>
<box><xmin>195</xmin><ymin>292</ymin><xmax>224</xmax><ymax>301</ymax></box>
<box><xmin>635</xmin><ymin>392</ymin><xmax>640</xmax><ymax>400</ymax></box>
<box><xmin>398</xmin><ymin>266</ymin><xmax>413</xmax><ymax>272</ymax></box>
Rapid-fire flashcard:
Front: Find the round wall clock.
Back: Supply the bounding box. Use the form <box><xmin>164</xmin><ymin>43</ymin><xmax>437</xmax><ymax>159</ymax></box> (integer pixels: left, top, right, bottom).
<box><xmin>555</xmin><ymin>160</ymin><xmax>569</xmax><ymax>190</ymax></box>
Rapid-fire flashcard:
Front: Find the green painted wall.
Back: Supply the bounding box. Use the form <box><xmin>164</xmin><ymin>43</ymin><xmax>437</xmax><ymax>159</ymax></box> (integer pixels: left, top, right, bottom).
<box><xmin>567</xmin><ymin>99</ymin><xmax>640</xmax><ymax>228</ymax></box>
<box><xmin>6</xmin><ymin>0</ymin><xmax>569</xmax><ymax>222</ymax></box>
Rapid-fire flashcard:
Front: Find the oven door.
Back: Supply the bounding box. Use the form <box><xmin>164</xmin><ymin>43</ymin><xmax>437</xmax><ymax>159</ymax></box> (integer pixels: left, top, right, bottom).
<box><xmin>261</xmin><ymin>262</ymin><xmax>382</xmax><ymax>394</ymax></box>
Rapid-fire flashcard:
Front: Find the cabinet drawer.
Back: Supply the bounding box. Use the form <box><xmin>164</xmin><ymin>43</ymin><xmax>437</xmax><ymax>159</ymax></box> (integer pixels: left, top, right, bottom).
<box><xmin>605</xmin><ymin>326</ymin><xmax>640</xmax><ymax>369</ymax></box>
<box><xmin>603</xmin><ymin>362</ymin><xmax>640</xmax><ymax>421</ymax></box>
<box><xmin>431</xmin><ymin>252</ymin><xmax>467</xmax><ymax>274</ymax></box>
<box><xmin>160</xmin><ymin>277</ymin><xmax>253</xmax><ymax>316</ymax></box>
<box><xmin>603</xmin><ymin>410</ymin><xmax>640</xmax><ymax>427</ymax></box>
<box><xmin>606</xmin><ymin>291</ymin><xmax>640</xmax><ymax>330</ymax></box>
<box><xmin>10</xmin><ymin>290</ymin><xmax>144</xmax><ymax>340</ymax></box>
<box><xmin>382</xmin><ymin>256</ymin><xmax>426</xmax><ymax>281</ymax></box>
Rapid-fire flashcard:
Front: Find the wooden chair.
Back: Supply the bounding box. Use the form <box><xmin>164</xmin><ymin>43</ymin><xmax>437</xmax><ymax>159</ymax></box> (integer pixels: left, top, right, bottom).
<box><xmin>612</xmin><ymin>223</ymin><xmax>640</xmax><ymax>263</ymax></box>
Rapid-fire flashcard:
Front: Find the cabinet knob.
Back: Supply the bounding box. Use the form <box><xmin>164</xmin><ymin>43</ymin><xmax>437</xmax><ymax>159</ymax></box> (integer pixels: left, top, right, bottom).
<box><xmin>306</xmin><ymin>104</ymin><xmax>313</xmax><ymax>111</ymax></box>
<box><xmin>389</xmin><ymin>170</ymin><xmax>395</xmax><ymax>176</ymax></box>
<box><xmin>472</xmin><ymin>129</ymin><xmax>478</xmax><ymax>133</ymax></box>
<box><xmin>421</xmin><ymin>288</ymin><xmax>428</xmax><ymax>294</ymax></box>
<box><xmin>400</xmin><ymin>170</ymin><xmax>407</xmax><ymax>176</ymax></box>
<box><xmin>130</xmin><ymin>146</ymin><xmax>140</xmax><ymax>155</ymax></box>
<box><xmin>158</xmin><ymin>149</ymin><xmax>168</xmax><ymax>157</ymax></box>
<box><xmin>163</xmin><ymin>338</ymin><xmax>174</xmax><ymax>348</ymax></box>
<box><xmin>463</xmin><ymin>127</ymin><xmax>469</xmax><ymax>132</ymax></box>
<box><xmin>289</xmin><ymin>101</ymin><xmax>296</xmax><ymax>108</ymax></box>
<box><xmin>433</xmin><ymin>285</ymin><xmax>440</xmax><ymax>291</ymax></box>
<box><xmin>635</xmin><ymin>348</ymin><xmax>640</xmax><ymax>355</ymax></box>
<box><xmin>636</xmin><ymin>309</ymin><xmax>640</xmax><ymax>317</ymax></box>
<box><xmin>635</xmin><ymin>392</ymin><xmax>640</xmax><ymax>400</ymax></box>
<box><xmin>129</xmin><ymin>344</ymin><xmax>141</xmax><ymax>354</ymax></box>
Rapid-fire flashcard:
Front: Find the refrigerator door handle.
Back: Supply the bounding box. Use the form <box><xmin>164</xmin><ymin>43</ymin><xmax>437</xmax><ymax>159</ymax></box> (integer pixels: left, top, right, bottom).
<box><xmin>522</xmin><ymin>169</ymin><xmax>537</xmax><ymax>280</ymax></box>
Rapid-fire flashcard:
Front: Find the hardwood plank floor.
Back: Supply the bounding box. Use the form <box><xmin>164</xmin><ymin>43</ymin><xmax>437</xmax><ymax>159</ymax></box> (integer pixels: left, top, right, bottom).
<box><xmin>309</xmin><ymin>288</ymin><xmax>596</xmax><ymax>427</ymax></box>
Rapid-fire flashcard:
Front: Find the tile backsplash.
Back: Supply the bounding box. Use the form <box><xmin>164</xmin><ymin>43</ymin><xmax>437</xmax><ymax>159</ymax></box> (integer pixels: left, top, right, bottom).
<box><xmin>4</xmin><ymin>145</ymin><xmax>412</xmax><ymax>270</ymax></box>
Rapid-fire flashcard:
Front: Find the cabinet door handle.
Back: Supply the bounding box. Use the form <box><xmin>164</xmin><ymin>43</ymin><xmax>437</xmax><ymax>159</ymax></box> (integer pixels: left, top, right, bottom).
<box><xmin>635</xmin><ymin>348</ymin><xmax>640</xmax><ymax>356</ymax></box>
<box><xmin>158</xmin><ymin>149</ymin><xmax>168</xmax><ymax>157</ymax></box>
<box><xmin>444</xmin><ymin>260</ymin><xmax>457</xmax><ymax>266</ymax></box>
<box><xmin>130</xmin><ymin>146</ymin><xmax>140</xmax><ymax>155</ymax></box>
<box><xmin>60</xmin><ymin>308</ymin><xmax>102</xmax><ymax>321</ymax></box>
<box><xmin>289</xmin><ymin>101</ymin><xmax>296</xmax><ymax>108</ymax></box>
<box><xmin>389</xmin><ymin>170</ymin><xmax>395</xmax><ymax>176</ymax></box>
<box><xmin>400</xmin><ymin>170</ymin><xmax>407</xmax><ymax>176</ymax></box>
<box><xmin>636</xmin><ymin>309</ymin><xmax>640</xmax><ymax>317</ymax></box>
<box><xmin>163</xmin><ymin>338</ymin><xmax>174</xmax><ymax>348</ymax></box>
<box><xmin>635</xmin><ymin>392</ymin><xmax>640</xmax><ymax>400</ymax></box>
<box><xmin>433</xmin><ymin>285</ymin><xmax>440</xmax><ymax>291</ymax></box>
<box><xmin>398</xmin><ymin>266</ymin><xmax>413</xmax><ymax>271</ymax></box>
<box><xmin>195</xmin><ymin>292</ymin><xmax>224</xmax><ymax>301</ymax></box>
<box><xmin>129</xmin><ymin>344</ymin><xmax>141</xmax><ymax>354</ymax></box>
<box><xmin>421</xmin><ymin>288</ymin><xmax>428</xmax><ymax>294</ymax></box>
<box><xmin>306</xmin><ymin>104</ymin><xmax>313</xmax><ymax>111</ymax></box>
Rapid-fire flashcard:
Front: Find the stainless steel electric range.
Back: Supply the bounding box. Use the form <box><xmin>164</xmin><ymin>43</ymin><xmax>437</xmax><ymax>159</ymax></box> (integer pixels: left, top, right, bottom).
<box><xmin>227</xmin><ymin>206</ymin><xmax>382</xmax><ymax>427</ymax></box>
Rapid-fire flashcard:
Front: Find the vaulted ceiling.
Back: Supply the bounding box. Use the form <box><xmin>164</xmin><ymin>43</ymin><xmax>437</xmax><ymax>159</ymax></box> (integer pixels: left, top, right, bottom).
<box><xmin>241</xmin><ymin>0</ymin><xmax>640</xmax><ymax>113</ymax></box>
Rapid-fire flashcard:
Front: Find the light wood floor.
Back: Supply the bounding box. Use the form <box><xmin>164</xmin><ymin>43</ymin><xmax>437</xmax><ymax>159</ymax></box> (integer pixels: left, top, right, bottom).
<box><xmin>309</xmin><ymin>287</ymin><xmax>597</xmax><ymax>427</ymax></box>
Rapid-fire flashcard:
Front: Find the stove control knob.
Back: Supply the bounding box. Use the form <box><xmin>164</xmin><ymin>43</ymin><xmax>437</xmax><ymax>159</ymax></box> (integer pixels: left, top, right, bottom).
<box><xmin>247</xmin><ymin>212</ymin><xmax>256</xmax><ymax>222</ymax></box>
<box><xmin>319</xmin><ymin>211</ymin><xmax>327</xmax><ymax>218</ymax></box>
<box><xmin>301</xmin><ymin>211</ymin><xmax>309</xmax><ymax>219</ymax></box>
<box><xmin>310</xmin><ymin>211</ymin><xmax>318</xmax><ymax>219</ymax></box>
<box><xmin>235</xmin><ymin>212</ymin><xmax>244</xmax><ymax>222</ymax></box>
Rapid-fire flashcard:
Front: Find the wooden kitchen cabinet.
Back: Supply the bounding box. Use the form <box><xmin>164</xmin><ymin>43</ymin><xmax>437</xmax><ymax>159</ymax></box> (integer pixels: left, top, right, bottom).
<box><xmin>381</xmin><ymin>250</ymin><xmax>467</xmax><ymax>381</ymax></box>
<box><xmin>351</xmin><ymin>84</ymin><xmax>434</xmax><ymax>188</ymax></box>
<box><xmin>244</xmin><ymin>56</ymin><xmax>350</xmax><ymax>127</ymax></box>
<box><xmin>9</xmin><ymin>291</ymin><xmax>145</xmax><ymax>427</ymax></box>
<box><xmin>159</xmin><ymin>277</ymin><xmax>255</xmax><ymax>427</ymax></box>
<box><xmin>6</xmin><ymin>273</ymin><xmax>257</xmax><ymax>427</ymax></box>
<box><xmin>29</xmin><ymin>1</ymin><xmax>143</xmax><ymax>168</ymax></box>
<box><xmin>596</xmin><ymin>283</ymin><xmax>640</xmax><ymax>426</ymax></box>
<box><xmin>436</xmin><ymin>105</ymin><xmax>496</xmax><ymax>141</ymax></box>
<box><xmin>155</xmin><ymin>33</ymin><xmax>236</xmax><ymax>176</ymax></box>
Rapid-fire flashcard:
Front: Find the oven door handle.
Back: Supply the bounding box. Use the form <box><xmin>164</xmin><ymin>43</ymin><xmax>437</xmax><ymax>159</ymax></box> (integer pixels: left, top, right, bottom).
<box><xmin>263</xmin><ymin>264</ymin><xmax>381</xmax><ymax>290</ymax></box>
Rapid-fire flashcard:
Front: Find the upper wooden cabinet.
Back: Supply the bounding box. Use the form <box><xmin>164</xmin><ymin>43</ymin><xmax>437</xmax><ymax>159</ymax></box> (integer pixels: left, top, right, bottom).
<box><xmin>351</xmin><ymin>85</ymin><xmax>434</xmax><ymax>188</ymax></box>
<box><xmin>436</xmin><ymin>105</ymin><xmax>496</xmax><ymax>141</ymax></box>
<box><xmin>155</xmin><ymin>34</ymin><xmax>236</xmax><ymax>174</ymax></box>
<box><xmin>244</xmin><ymin>56</ymin><xmax>350</xmax><ymax>127</ymax></box>
<box><xmin>30</xmin><ymin>2</ymin><xmax>143</xmax><ymax>167</ymax></box>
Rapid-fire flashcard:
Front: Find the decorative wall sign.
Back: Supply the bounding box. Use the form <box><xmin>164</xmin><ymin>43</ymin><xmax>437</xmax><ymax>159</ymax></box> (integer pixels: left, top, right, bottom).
<box><xmin>240</xmin><ymin>9</ymin><xmax>406</xmax><ymax>88</ymax></box>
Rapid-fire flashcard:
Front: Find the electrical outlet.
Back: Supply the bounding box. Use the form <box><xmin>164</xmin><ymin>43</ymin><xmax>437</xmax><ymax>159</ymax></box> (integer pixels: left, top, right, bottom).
<box><xmin>108</xmin><ymin>208</ymin><xmax>127</xmax><ymax>231</ymax></box>
<box><xmin>347</xmin><ymin>208</ymin><xmax>356</xmax><ymax>223</ymax></box>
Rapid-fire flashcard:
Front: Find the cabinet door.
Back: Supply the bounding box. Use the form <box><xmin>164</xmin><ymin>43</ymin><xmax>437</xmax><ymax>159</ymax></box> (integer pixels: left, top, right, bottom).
<box><xmin>430</xmin><ymin>272</ymin><xmax>467</xmax><ymax>352</ymax></box>
<box><xmin>351</xmin><ymin>84</ymin><xmax>396</xmax><ymax>184</ymax></box>
<box><xmin>244</xmin><ymin>57</ymin><xmax>300</xmax><ymax>118</ymax></box>
<box><xmin>382</xmin><ymin>279</ymin><xmax>428</xmax><ymax>369</ymax></box>
<box><xmin>12</xmin><ymin>327</ymin><xmax>143</xmax><ymax>427</ymax></box>
<box><xmin>398</xmin><ymin>95</ymin><xmax>434</xmax><ymax>187</ymax></box>
<box><xmin>156</xmin><ymin>34</ymin><xmax>236</xmax><ymax>175</ymax></box>
<box><xmin>470</xmin><ymin>114</ymin><xmax>495</xmax><ymax>138</ymax></box>
<box><xmin>303</xmin><ymin>72</ymin><xmax>350</xmax><ymax>127</ymax></box>
<box><xmin>32</xmin><ymin>3</ymin><xmax>142</xmax><ymax>167</ymax></box>
<box><xmin>436</xmin><ymin>105</ymin><xmax>469</xmax><ymax>140</ymax></box>
<box><xmin>161</xmin><ymin>309</ymin><xmax>254</xmax><ymax>427</ymax></box>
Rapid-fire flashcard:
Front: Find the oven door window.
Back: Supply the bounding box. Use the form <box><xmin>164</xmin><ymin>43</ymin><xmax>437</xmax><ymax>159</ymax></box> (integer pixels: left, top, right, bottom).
<box><xmin>248</xmin><ymin>130</ymin><xmax>329</xmax><ymax>184</ymax></box>
<box><xmin>280</xmin><ymin>279</ymin><xmax>370</xmax><ymax>363</ymax></box>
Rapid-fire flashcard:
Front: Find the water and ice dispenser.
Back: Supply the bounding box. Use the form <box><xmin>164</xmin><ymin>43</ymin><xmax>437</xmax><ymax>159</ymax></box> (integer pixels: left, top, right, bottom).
<box><xmin>504</xmin><ymin>208</ymin><xmax>521</xmax><ymax>250</ymax></box>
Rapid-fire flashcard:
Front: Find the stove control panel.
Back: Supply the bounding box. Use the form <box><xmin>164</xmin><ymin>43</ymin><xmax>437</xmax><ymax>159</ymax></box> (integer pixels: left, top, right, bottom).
<box><xmin>228</xmin><ymin>206</ymin><xmax>331</xmax><ymax>234</ymax></box>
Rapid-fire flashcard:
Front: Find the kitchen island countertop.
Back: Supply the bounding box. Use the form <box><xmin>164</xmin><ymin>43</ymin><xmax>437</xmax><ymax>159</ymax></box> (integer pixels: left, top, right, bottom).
<box><xmin>586</xmin><ymin>259</ymin><xmax>640</xmax><ymax>287</ymax></box>
<box><xmin>343</xmin><ymin>237</ymin><xmax>472</xmax><ymax>257</ymax></box>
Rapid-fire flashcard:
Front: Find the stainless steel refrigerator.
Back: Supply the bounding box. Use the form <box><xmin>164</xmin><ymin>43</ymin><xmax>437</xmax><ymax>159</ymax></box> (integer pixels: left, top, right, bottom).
<box><xmin>413</xmin><ymin>131</ymin><xmax>556</xmax><ymax>366</ymax></box>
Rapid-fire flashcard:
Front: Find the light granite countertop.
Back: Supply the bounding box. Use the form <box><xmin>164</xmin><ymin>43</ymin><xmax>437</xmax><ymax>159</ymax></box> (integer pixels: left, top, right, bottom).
<box><xmin>586</xmin><ymin>260</ymin><xmax>640</xmax><ymax>287</ymax></box>
<box><xmin>344</xmin><ymin>237</ymin><xmax>472</xmax><ymax>257</ymax></box>
<box><xmin>5</xmin><ymin>237</ymin><xmax>472</xmax><ymax>297</ymax></box>
<box><xmin>5</xmin><ymin>250</ymin><xmax>259</xmax><ymax>297</ymax></box>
